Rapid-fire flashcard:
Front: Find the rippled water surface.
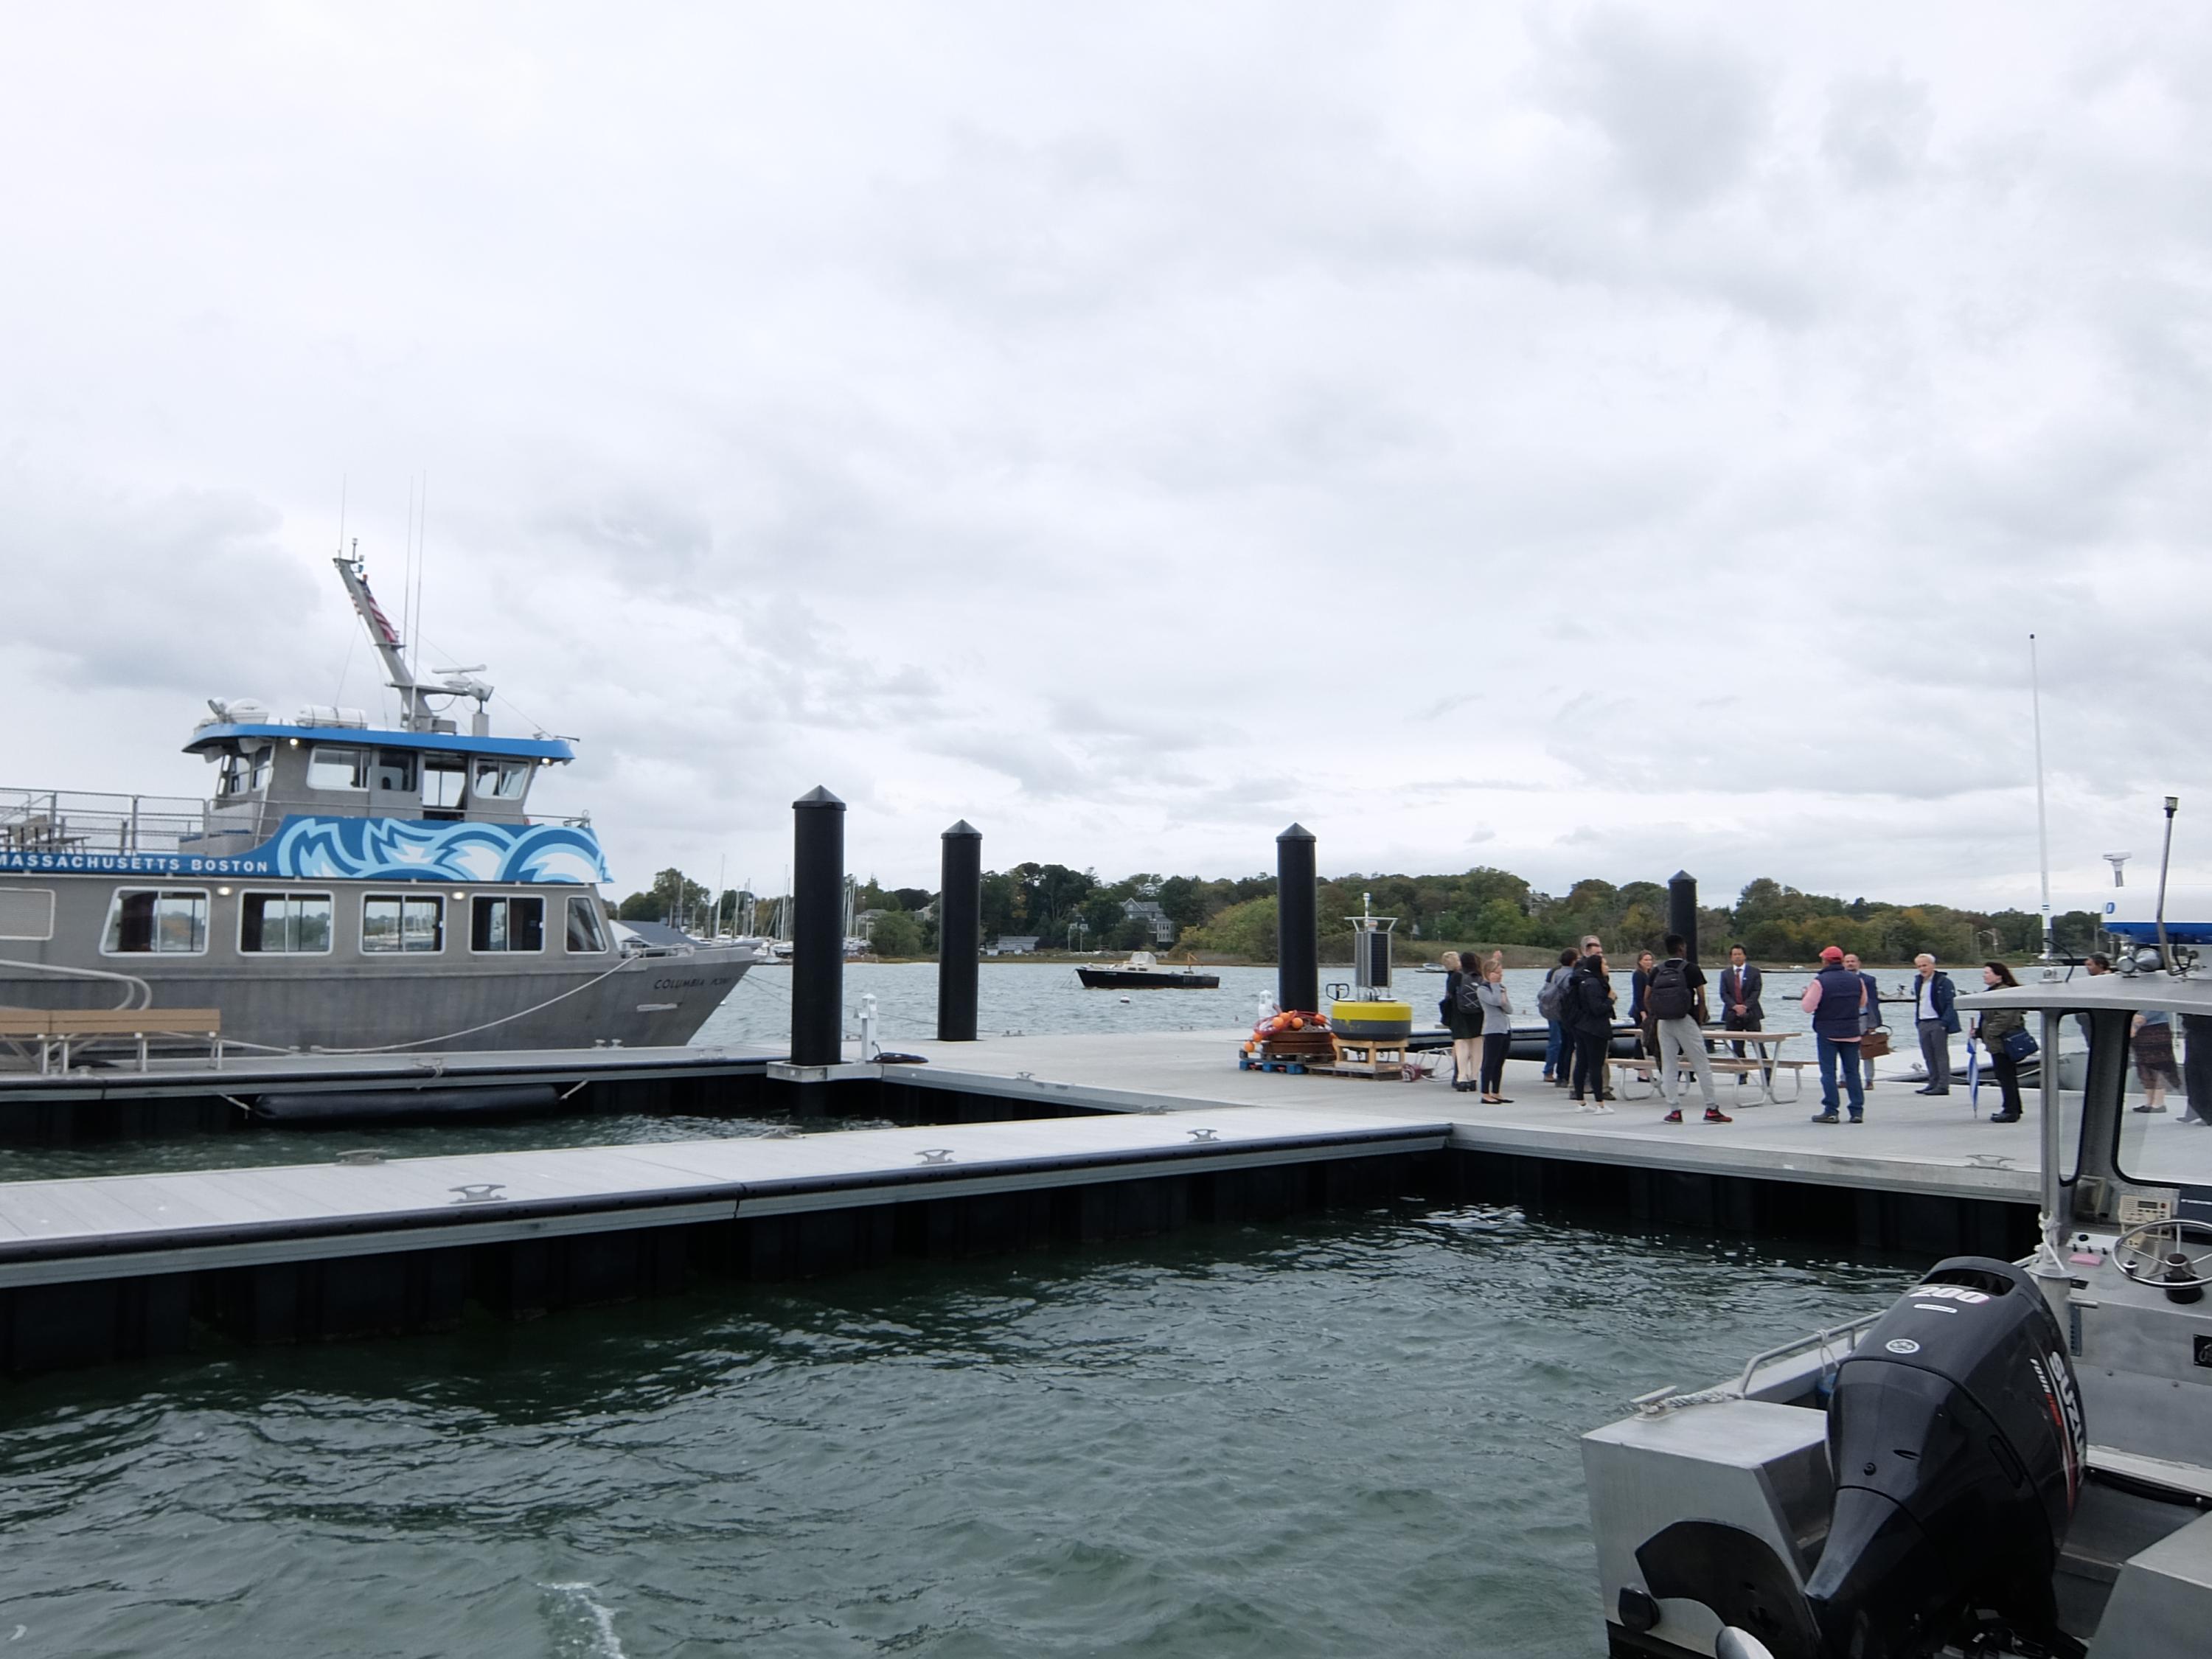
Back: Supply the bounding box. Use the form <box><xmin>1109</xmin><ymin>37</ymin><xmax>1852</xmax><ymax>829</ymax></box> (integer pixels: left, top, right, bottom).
<box><xmin>0</xmin><ymin>1206</ymin><xmax>1905</xmax><ymax>1658</ymax></box>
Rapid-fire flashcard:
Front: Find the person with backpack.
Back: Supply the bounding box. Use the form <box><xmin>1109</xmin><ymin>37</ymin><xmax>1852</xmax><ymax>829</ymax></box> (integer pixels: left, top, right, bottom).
<box><xmin>1649</xmin><ymin>933</ymin><xmax>1729</xmax><ymax>1124</ymax></box>
<box><xmin>1537</xmin><ymin>947</ymin><xmax>1579</xmax><ymax>1087</ymax></box>
<box><xmin>1803</xmin><ymin>945</ymin><xmax>1870</xmax><ymax>1123</ymax></box>
<box><xmin>1565</xmin><ymin>950</ymin><xmax>1616</xmax><ymax>1111</ymax></box>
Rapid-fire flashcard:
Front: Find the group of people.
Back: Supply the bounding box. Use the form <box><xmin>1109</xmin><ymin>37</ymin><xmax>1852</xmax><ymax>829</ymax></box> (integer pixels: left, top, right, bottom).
<box><xmin>1437</xmin><ymin>949</ymin><xmax>1514</xmax><ymax>1101</ymax></box>
<box><xmin>1438</xmin><ymin>942</ymin><xmax>2151</xmax><ymax>1129</ymax></box>
<box><xmin>1525</xmin><ymin>934</ymin><xmax>1734</xmax><ymax>1121</ymax></box>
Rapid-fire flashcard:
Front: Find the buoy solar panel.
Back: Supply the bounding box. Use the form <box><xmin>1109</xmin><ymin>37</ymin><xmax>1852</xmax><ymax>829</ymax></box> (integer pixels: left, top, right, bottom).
<box><xmin>1330</xmin><ymin>1000</ymin><xmax>1411</xmax><ymax>1040</ymax></box>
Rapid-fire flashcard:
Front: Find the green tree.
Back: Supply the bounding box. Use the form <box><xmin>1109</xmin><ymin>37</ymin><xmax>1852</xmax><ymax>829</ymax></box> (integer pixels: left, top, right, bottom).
<box><xmin>617</xmin><ymin>868</ymin><xmax>711</xmax><ymax>925</ymax></box>
<box><xmin>869</xmin><ymin>911</ymin><xmax>924</xmax><ymax>958</ymax></box>
<box><xmin>1178</xmin><ymin>896</ymin><xmax>1279</xmax><ymax>961</ymax></box>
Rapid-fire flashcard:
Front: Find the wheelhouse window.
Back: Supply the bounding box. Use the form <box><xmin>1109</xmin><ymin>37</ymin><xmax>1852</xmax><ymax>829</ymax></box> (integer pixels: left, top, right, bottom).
<box><xmin>102</xmin><ymin>889</ymin><xmax>208</xmax><ymax>954</ymax></box>
<box><xmin>307</xmin><ymin>746</ymin><xmax>371</xmax><ymax>790</ymax></box>
<box><xmin>371</xmin><ymin>750</ymin><xmax>419</xmax><ymax>793</ymax></box>
<box><xmin>566</xmin><ymin>894</ymin><xmax>608</xmax><ymax>953</ymax></box>
<box><xmin>362</xmin><ymin>894</ymin><xmax>443</xmax><ymax>953</ymax></box>
<box><xmin>0</xmin><ymin>888</ymin><xmax>55</xmax><ymax>941</ymax></box>
<box><xmin>472</xmin><ymin>758</ymin><xmax>533</xmax><ymax>801</ymax></box>
<box><xmin>470</xmin><ymin>894</ymin><xmax>544</xmax><ymax>953</ymax></box>
<box><xmin>423</xmin><ymin>754</ymin><xmax>467</xmax><ymax>815</ymax></box>
<box><xmin>2115</xmin><ymin>1006</ymin><xmax>2212</xmax><ymax>1188</ymax></box>
<box><xmin>240</xmin><ymin>892</ymin><xmax>333</xmax><ymax>953</ymax></box>
<box><xmin>216</xmin><ymin>748</ymin><xmax>271</xmax><ymax>798</ymax></box>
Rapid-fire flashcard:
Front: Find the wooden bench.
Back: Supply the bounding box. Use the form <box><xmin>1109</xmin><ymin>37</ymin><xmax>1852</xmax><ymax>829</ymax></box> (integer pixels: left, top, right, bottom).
<box><xmin>0</xmin><ymin>1007</ymin><xmax>223</xmax><ymax>1073</ymax></box>
<box><xmin>1607</xmin><ymin>1055</ymin><xmax>1811</xmax><ymax>1104</ymax></box>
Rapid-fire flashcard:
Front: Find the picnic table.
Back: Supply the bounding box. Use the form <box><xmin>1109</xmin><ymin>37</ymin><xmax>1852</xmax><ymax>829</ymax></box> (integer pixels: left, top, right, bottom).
<box><xmin>1607</xmin><ymin>1028</ymin><xmax>1808</xmax><ymax>1106</ymax></box>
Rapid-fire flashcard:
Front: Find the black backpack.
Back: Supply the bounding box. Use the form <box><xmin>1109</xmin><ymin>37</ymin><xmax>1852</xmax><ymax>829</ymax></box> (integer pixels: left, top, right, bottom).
<box><xmin>1648</xmin><ymin>959</ymin><xmax>1694</xmax><ymax>1021</ymax></box>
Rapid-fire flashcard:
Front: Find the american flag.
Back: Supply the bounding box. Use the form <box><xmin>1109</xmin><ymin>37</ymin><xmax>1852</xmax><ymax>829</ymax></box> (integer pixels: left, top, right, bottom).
<box><xmin>358</xmin><ymin>577</ymin><xmax>403</xmax><ymax>647</ymax></box>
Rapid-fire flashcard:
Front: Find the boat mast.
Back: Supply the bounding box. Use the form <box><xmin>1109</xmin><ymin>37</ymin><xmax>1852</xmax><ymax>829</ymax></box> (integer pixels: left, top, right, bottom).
<box><xmin>2030</xmin><ymin>633</ymin><xmax>2053</xmax><ymax>967</ymax></box>
<box><xmin>333</xmin><ymin>552</ymin><xmax>432</xmax><ymax>731</ymax></box>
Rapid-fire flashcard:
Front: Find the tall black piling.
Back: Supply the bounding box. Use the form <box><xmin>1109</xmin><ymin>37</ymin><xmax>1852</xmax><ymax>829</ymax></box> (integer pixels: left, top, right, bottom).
<box><xmin>937</xmin><ymin>819</ymin><xmax>982</xmax><ymax>1042</ymax></box>
<box><xmin>1668</xmin><ymin>871</ymin><xmax>1699</xmax><ymax>967</ymax></box>
<box><xmin>790</xmin><ymin>786</ymin><xmax>846</xmax><ymax>1067</ymax></box>
<box><xmin>1276</xmin><ymin>823</ymin><xmax>1319</xmax><ymax>1014</ymax></box>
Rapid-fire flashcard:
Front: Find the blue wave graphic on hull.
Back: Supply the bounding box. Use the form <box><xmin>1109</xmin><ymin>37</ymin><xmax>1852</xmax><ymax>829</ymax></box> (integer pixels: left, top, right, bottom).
<box><xmin>266</xmin><ymin>816</ymin><xmax>609</xmax><ymax>883</ymax></box>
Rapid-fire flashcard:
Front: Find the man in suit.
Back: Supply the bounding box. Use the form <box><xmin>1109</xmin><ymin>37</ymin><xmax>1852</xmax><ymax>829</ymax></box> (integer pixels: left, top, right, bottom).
<box><xmin>1910</xmin><ymin>953</ymin><xmax>1960</xmax><ymax>1094</ymax></box>
<box><xmin>1719</xmin><ymin>943</ymin><xmax>1763</xmax><ymax>1087</ymax></box>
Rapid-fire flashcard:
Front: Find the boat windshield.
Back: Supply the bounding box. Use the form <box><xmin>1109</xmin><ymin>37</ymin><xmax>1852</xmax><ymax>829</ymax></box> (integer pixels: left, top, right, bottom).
<box><xmin>2112</xmin><ymin>1006</ymin><xmax>2212</xmax><ymax>1190</ymax></box>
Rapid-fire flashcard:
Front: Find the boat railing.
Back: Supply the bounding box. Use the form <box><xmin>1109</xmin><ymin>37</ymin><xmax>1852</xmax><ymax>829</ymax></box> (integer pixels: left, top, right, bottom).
<box><xmin>0</xmin><ymin>788</ymin><xmax>212</xmax><ymax>856</ymax></box>
<box><xmin>1629</xmin><ymin>1311</ymin><xmax>1883</xmax><ymax>1416</ymax></box>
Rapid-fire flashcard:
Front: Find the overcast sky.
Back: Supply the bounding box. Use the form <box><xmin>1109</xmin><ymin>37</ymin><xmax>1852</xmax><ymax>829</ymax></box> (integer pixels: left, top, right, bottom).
<box><xmin>4</xmin><ymin>4</ymin><xmax>2209</xmax><ymax>912</ymax></box>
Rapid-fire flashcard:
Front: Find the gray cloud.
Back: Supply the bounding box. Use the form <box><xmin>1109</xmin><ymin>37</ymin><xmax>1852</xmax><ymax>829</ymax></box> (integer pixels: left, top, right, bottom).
<box><xmin>3</xmin><ymin>3</ymin><xmax>2211</xmax><ymax>907</ymax></box>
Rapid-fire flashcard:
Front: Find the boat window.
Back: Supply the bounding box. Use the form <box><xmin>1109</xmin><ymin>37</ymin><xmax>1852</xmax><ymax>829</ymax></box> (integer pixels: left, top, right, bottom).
<box><xmin>239</xmin><ymin>891</ymin><xmax>333</xmax><ymax>953</ymax></box>
<box><xmin>566</xmin><ymin>894</ymin><xmax>608</xmax><ymax>953</ymax></box>
<box><xmin>102</xmin><ymin>888</ymin><xmax>208</xmax><ymax>954</ymax></box>
<box><xmin>470</xmin><ymin>894</ymin><xmax>544</xmax><ymax>953</ymax></box>
<box><xmin>0</xmin><ymin>888</ymin><xmax>55</xmax><ymax>941</ymax></box>
<box><xmin>217</xmin><ymin>754</ymin><xmax>250</xmax><ymax>798</ymax></box>
<box><xmin>2113</xmin><ymin>1007</ymin><xmax>2212</xmax><ymax>1189</ymax></box>
<box><xmin>422</xmin><ymin>754</ymin><xmax>467</xmax><ymax>812</ymax></box>
<box><xmin>361</xmin><ymin>894</ymin><xmax>443</xmax><ymax>953</ymax></box>
<box><xmin>471</xmin><ymin>758</ymin><xmax>533</xmax><ymax>801</ymax></box>
<box><xmin>372</xmin><ymin>750</ymin><xmax>419</xmax><ymax>793</ymax></box>
<box><xmin>307</xmin><ymin>746</ymin><xmax>371</xmax><ymax>790</ymax></box>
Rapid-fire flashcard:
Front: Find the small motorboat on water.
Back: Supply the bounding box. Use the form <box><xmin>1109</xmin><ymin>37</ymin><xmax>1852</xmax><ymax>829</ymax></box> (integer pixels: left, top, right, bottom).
<box><xmin>1581</xmin><ymin>964</ymin><xmax>2212</xmax><ymax>1658</ymax></box>
<box><xmin>1075</xmin><ymin>951</ymin><xmax>1220</xmax><ymax>990</ymax></box>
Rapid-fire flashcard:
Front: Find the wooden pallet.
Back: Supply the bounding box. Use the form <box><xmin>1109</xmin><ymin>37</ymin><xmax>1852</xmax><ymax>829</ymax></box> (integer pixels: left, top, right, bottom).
<box><xmin>1324</xmin><ymin>1034</ymin><xmax>1411</xmax><ymax>1079</ymax></box>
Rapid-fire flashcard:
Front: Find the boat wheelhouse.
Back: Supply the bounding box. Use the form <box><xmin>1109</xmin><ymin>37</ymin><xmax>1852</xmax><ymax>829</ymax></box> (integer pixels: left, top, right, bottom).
<box><xmin>0</xmin><ymin>555</ymin><xmax>751</xmax><ymax>1059</ymax></box>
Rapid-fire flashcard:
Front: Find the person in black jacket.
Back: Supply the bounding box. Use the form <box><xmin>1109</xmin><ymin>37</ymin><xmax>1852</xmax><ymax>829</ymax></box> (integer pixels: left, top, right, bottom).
<box><xmin>1566</xmin><ymin>950</ymin><xmax>1616</xmax><ymax>1112</ymax></box>
<box><xmin>1439</xmin><ymin>950</ymin><xmax>1478</xmax><ymax>1092</ymax></box>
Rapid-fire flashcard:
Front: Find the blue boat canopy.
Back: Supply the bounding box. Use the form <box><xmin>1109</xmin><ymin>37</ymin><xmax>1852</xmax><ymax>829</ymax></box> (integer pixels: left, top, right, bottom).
<box><xmin>186</xmin><ymin>723</ymin><xmax>574</xmax><ymax>763</ymax></box>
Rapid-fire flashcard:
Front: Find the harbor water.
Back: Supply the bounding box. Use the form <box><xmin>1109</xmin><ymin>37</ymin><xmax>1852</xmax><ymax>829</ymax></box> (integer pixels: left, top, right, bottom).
<box><xmin>694</xmin><ymin>960</ymin><xmax>1854</xmax><ymax>1051</ymax></box>
<box><xmin>0</xmin><ymin>1200</ymin><xmax>1905</xmax><ymax>1657</ymax></box>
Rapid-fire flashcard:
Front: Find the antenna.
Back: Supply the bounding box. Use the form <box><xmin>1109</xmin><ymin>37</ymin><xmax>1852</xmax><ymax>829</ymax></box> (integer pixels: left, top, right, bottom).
<box><xmin>2029</xmin><ymin>634</ymin><xmax>2052</xmax><ymax>962</ymax></box>
<box><xmin>414</xmin><ymin>475</ymin><xmax>428</xmax><ymax>688</ymax></box>
<box><xmin>2157</xmin><ymin>797</ymin><xmax>2179</xmax><ymax>970</ymax></box>
<box><xmin>335</xmin><ymin>473</ymin><xmax>348</xmax><ymax>557</ymax></box>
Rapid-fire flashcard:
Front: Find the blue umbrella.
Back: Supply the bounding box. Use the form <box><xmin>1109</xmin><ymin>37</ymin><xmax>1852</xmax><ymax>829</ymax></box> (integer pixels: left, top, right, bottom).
<box><xmin>1967</xmin><ymin>1035</ymin><xmax>1981</xmax><ymax>1113</ymax></box>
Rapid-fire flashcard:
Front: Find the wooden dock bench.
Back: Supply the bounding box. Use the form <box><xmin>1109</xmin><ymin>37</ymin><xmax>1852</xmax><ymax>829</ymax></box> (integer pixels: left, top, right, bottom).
<box><xmin>1607</xmin><ymin>1054</ymin><xmax>1810</xmax><ymax>1105</ymax></box>
<box><xmin>0</xmin><ymin>1007</ymin><xmax>223</xmax><ymax>1074</ymax></box>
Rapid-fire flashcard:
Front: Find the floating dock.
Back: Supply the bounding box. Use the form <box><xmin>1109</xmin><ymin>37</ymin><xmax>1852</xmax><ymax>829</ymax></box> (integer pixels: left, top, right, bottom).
<box><xmin>0</xmin><ymin>1102</ymin><xmax>1444</xmax><ymax>1374</ymax></box>
<box><xmin>0</xmin><ymin>1025</ymin><xmax>2050</xmax><ymax>1375</ymax></box>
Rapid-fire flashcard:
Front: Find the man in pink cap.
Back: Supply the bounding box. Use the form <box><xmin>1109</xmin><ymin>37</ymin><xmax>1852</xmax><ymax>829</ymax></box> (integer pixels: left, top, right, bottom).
<box><xmin>1801</xmin><ymin>945</ymin><xmax>1868</xmax><ymax>1122</ymax></box>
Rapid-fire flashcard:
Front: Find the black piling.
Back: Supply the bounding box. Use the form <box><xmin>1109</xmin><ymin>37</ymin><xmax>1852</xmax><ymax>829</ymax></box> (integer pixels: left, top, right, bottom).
<box><xmin>1668</xmin><ymin>871</ymin><xmax>1699</xmax><ymax>967</ymax></box>
<box><xmin>790</xmin><ymin>786</ymin><xmax>846</xmax><ymax>1067</ymax></box>
<box><xmin>1276</xmin><ymin>823</ymin><xmax>1319</xmax><ymax>1014</ymax></box>
<box><xmin>937</xmin><ymin>819</ymin><xmax>982</xmax><ymax>1042</ymax></box>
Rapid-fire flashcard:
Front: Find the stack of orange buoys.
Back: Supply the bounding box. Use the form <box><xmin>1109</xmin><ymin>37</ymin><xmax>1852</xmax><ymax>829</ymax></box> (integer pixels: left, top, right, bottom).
<box><xmin>1242</xmin><ymin>1009</ymin><xmax>1334</xmax><ymax>1062</ymax></box>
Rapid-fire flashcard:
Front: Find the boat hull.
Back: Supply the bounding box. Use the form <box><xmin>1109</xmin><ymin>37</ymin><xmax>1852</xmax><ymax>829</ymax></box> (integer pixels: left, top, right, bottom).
<box><xmin>1076</xmin><ymin>967</ymin><xmax>1221</xmax><ymax>990</ymax></box>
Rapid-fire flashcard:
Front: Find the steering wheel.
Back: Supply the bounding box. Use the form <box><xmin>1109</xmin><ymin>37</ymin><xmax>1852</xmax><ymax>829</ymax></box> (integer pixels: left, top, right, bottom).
<box><xmin>2112</xmin><ymin>1217</ymin><xmax>2212</xmax><ymax>1289</ymax></box>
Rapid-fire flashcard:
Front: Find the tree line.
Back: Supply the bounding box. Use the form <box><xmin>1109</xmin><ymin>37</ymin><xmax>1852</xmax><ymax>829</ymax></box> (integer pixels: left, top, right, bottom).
<box><xmin>610</xmin><ymin>863</ymin><xmax>2100</xmax><ymax>964</ymax></box>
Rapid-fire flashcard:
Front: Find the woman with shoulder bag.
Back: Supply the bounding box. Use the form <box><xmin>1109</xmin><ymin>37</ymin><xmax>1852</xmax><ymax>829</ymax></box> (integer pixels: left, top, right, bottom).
<box><xmin>1439</xmin><ymin>951</ymin><xmax>1477</xmax><ymax>1092</ymax></box>
<box><xmin>1974</xmin><ymin>961</ymin><xmax>2028</xmax><ymax>1122</ymax></box>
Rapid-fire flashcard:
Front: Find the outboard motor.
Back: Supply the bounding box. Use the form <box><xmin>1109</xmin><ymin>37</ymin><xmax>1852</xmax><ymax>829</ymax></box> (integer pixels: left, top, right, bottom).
<box><xmin>1677</xmin><ymin>1258</ymin><xmax>2087</xmax><ymax>1659</ymax></box>
<box><xmin>1798</xmin><ymin>1256</ymin><xmax>2085</xmax><ymax>1657</ymax></box>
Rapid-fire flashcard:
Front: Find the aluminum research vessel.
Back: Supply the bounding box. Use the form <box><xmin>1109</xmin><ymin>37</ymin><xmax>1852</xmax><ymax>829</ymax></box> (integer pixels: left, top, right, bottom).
<box><xmin>0</xmin><ymin>554</ymin><xmax>751</xmax><ymax>1057</ymax></box>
